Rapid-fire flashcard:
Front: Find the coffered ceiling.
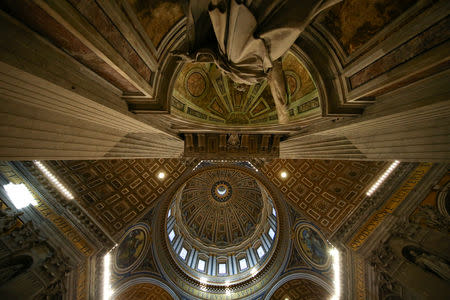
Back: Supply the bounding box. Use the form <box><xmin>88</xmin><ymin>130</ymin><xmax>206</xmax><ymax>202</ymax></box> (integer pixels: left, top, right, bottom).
<box><xmin>261</xmin><ymin>159</ymin><xmax>387</xmax><ymax>234</ymax></box>
<box><xmin>42</xmin><ymin>158</ymin><xmax>386</xmax><ymax>239</ymax></box>
<box><xmin>45</xmin><ymin>159</ymin><xmax>186</xmax><ymax>237</ymax></box>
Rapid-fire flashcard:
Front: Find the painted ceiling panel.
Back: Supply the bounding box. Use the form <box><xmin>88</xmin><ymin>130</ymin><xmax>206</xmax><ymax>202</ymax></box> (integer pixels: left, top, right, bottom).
<box><xmin>127</xmin><ymin>0</ymin><xmax>185</xmax><ymax>47</ymax></box>
<box><xmin>171</xmin><ymin>51</ymin><xmax>321</xmax><ymax>126</ymax></box>
<box><xmin>322</xmin><ymin>0</ymin><xmax>418</xmax><ymax>54</ymax></box>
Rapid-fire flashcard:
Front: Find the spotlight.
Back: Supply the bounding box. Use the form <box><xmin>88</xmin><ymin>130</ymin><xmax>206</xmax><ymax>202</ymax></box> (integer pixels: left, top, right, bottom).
<box><xmin>158</xmin><ymin>171</ymin><xmax>166</xmax><ymax>179</ymax></box>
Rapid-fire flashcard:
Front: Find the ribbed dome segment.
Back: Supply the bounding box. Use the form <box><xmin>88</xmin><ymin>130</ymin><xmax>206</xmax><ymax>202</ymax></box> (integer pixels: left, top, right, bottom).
<box><xmin>164</xmin><ymin>165</ymin><xmax>280</xmax><ymax>286</ymax></box>
<box><xmin>180</xmin><ymin>168</ymin><xmax>264</xmax><ymax>248</ymax></box>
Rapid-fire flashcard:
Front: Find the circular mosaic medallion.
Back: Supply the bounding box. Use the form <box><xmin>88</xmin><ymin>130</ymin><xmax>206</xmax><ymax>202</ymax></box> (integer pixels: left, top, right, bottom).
<box><xmin>211</xmin><ymin>180</ymin><xmax>232</xmax><ymax>202</ymax></box>
<box><xmin>296</xmin><ymin>223</ymin><xmax>330</xmax><ymax>270</ymax></box>
<box><xmin>114</xmin><ymin>223</ymin><xmax>150</xmax><ymax>273</ymax></box>
<box><xmin>186</xmin><ymin>71</ymin><xmax>206</xmax><ymax>97</ymax></box>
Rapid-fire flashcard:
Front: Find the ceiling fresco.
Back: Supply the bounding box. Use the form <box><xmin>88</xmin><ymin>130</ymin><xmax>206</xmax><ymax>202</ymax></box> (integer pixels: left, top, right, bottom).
<box><xmin>127</xmin><ymin>0</ymin><xmax>185</xmax><ymax>47</ymax></box>
<box><xmin>171</xmin><ymin>51</ymin><xmax>320</xmax><ymax>126</ymax></box>
<box><xmin>322</xmin><ymin>0</ymin><xmax>418</xmax><ymax>54</ymax></box>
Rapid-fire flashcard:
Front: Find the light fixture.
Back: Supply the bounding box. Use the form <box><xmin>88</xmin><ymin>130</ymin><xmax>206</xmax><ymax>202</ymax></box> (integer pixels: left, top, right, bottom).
<box><xmin>329</xmin><ymin>247</ymin><xmax>341</xmax><ymax>300</ymax></box>
<box><xmin>103</xmin><ymin>252</ymin><xmax>112</xmax><ymax>300</ymax></box>
<box><xmin>3</xmin><ymin>183</ymin><xmax>37</xmax><ymax>209</ymax></box>
<box><xmin>366</xmin><ymin>160</ymin><xmax>400</xmax><ymax>196</ymax></box>
<box><xmin>280</xmin><ymin>171</ymin><xmax>288</xmax><ymax>179</ymax></box>
<box><xmin>157</xmin><ymin>171</ymin><xmax>166</xmax><ymax>180</ymax></box>
<box><xmin>34</xmin><ymin>161</ymin><xmax>74</xmax><ymax>199</ymax></box>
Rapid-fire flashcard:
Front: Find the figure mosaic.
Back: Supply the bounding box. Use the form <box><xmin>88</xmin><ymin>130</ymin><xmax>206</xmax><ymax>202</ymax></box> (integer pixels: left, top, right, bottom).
<box><xmin>298</xmin><ymin>225</ymin><xmax>328</xmax><ymax>267</ymax></box>
<box><xmin>116</xmin><ymin>228</ymin><xmax>146</xmax><ymax>269</ymax></box>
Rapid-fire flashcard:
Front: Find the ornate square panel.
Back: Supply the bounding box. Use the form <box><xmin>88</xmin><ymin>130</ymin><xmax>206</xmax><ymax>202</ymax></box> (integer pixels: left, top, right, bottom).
<box><xmin>47</xmin><ymin>159</ymin><xmax>186</xmax><ymax>236</ymax></box>
<box><xmin>261</xmin><ymin>159</ymin><xmax>387</xmax><ymax>233</ymax></box>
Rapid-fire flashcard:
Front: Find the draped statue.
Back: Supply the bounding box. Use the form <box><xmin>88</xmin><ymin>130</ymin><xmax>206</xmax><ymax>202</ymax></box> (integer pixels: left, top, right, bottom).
<box><xmin>174</xmin><ymin>0</ymin><xmax>341</xmax><ymax>123</ymax></box>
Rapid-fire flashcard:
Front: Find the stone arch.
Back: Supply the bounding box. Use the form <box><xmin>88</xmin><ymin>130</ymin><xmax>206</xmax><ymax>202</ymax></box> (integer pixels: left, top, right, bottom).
<box><xmin>264</xmin><ymin>272</ymin><xmax>333</xmax><ymax>300</ymax></box>
<box><xmin>113</xmin><ymin>277</ymin><xmax>179</xmax><ymax>300</ymax></box>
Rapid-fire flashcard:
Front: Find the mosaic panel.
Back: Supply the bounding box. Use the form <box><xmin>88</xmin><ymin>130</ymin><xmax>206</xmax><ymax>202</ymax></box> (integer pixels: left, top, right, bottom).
<box><xmin>171</xmin><ymin>51</ymin><xmax>319</xmax><ymax>126</ymax></box>
<box><xmin>271</xmin><ymin>278</ymin><xmax>331</xmax><ymax>300</ymax></box>
<box><xmin>295</xmin><ymin>223</ymin><xmax>330</xmax><ymax>270</ymax></box>
<box><xmin>409</xmin><ymin>171</ymin><xmax>450</xmax><ymax>231</ymax></box>
<box><xmin>261</xmin><ymin>159</ymin><xmax>387</xmax><ymax>233</ymax></box>
<box><xmin>114</xmin><ymin>223</ymin><xmax>150</xmax><ymax>274</ymax></box>
<box><xmin>47</xmin><ymin>159</ymin><xmax>186</xmax><ymax>235</ymax></box>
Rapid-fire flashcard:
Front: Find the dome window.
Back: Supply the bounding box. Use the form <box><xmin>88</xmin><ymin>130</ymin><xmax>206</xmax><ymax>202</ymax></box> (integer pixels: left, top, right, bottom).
<box><xmin>239</xmin><ymin>258</ymin><xmax>248</xmax><ymax>270</ymax></box>
<box><xmin>197</xmin><ymin>259</ymin><xmax>206</xmax><ymax>272</ymax></box>
<box><xmin>257</xmin><ymin>246</ymin><xmax>265</xmax><ymax>259</ymax></box>
<box><xmin>218</xmin><ymin>263</ymin><xmax>227</xmax><ymax>275</ymax></box>
<box><xmin>179</xmin><ymin>247</ymin><xmax>188</xmax><ymax>260</ymax></box>
<box><xmin>169</xmin><ymin>230</ymin><xmax>175</xmax><ymax>242</ymax></box>
<box><xmin>268</xmin><ymin>228</ymin><xmax>275</xmax><ymax>240</ymax></box>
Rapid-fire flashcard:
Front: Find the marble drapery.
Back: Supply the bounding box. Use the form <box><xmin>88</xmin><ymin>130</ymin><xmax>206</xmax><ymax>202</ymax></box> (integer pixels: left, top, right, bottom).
<box><xmin>176</xmin><ymin>0</ymin><xmax>341</xmax><ymax>123</ymax></box>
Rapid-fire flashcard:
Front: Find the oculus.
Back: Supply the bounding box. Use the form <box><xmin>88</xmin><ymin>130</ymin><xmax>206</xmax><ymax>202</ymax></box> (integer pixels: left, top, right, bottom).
<box><xmin>211</xmin><ymin>180</ymin><xmax>232</xmax><ymax>202</ymax></box>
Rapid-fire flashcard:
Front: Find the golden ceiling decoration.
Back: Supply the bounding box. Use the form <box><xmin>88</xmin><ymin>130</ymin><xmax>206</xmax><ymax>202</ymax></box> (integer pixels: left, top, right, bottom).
<box><xmin>261</xmin><ymin>159</ymin><xmax>387</xmax><ymax>233</ymax></box>
<box><xmin>179</xmin><ymin>167</ymin><xmax>266</xmax><ymax>248</ymax></box>
<box><xmin>171</xmin><ymin>51</ymin><xmax>319</xmax><ymax>126</ymax></box>
<box><xmin>46</xmin><ymin>159</ymin><xmax>186</xmax><ymax>236</ymax></box>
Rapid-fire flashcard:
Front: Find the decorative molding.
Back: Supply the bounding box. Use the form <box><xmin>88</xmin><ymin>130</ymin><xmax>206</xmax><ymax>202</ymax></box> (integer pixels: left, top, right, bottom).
<box><xmin>347</xmin><ymin>163</ymin><xmax>433</xmax><ymax>250</ymax></box>
<box><xmin>183</xmin><ymin>133</ymin><xmax>283</xmax><ymax>160</ymax></box>
<box><xmin>332</xmin><ymin>163</ymin><xmax>416</xmax><ymax>242</ymax></box>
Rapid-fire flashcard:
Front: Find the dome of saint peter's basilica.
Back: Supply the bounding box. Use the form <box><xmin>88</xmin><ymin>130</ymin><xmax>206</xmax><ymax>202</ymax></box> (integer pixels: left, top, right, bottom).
<box><xmin>154</xmin><ymin>164</ymin><xmax>289</xmax><ymax>296</ymax></box>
